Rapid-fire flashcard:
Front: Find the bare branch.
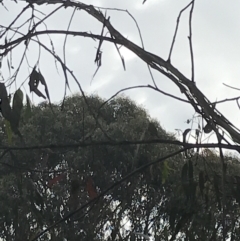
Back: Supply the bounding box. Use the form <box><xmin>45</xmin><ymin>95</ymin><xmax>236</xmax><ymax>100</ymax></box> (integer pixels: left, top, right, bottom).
<box><xmin>0</xmin><ymin>139</ymin><xmax>238</xmax><ymax>152</ymax></box>
<box><xmin>168</xmin><ymin>1</ymin><xmax>193</xmax><ymax>62</ymax></box>
<box><xmin>223</xmin><ymin>82</ymin><xmax>240</xmax><ymax>91</ymax></box>
<box><xmin>188</xmin><ymin>0</ymin><xmax>195</xmax><ymax>82</ymax></box>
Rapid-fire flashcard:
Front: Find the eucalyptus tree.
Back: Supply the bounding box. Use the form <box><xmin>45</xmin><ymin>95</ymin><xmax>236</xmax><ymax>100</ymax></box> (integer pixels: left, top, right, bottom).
<box><xmin>1</xmin><ymin>1</ymin><xmax>240</xmax><ymax>240</ymax></box>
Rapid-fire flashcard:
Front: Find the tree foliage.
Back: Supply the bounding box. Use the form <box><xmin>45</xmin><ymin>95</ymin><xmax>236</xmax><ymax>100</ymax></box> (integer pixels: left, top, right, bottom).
<box><xmin>1</xmin><ymin>1</ymin><xmax>240</xmax><ymax>240</ymax></box>
<box><xmin>0</xmin><ymin>95</ymin><xmax>239</xmax><ymax>240</ymax></box>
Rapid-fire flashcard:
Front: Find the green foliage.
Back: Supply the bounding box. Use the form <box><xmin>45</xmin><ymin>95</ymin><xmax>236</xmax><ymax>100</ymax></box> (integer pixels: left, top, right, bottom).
<box><xmin>0</xmin><ymin>94</ymin><xmax>240</xmax><ymax>240</ymax></box>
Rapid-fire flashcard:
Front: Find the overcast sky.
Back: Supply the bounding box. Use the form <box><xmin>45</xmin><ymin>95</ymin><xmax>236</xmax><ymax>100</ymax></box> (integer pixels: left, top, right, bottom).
<box><xmin>1</xmin><ymin>0</ymin><xmax>240</xmax><ymax>139</ymax></box>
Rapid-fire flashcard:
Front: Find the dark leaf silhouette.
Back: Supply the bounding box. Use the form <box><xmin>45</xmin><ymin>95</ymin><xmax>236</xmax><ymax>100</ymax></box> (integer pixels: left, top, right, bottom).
<box><xmin>68</xmin><ymin>179</ymin><xmax>80</xmax><ymax>211</ymax></box>
<box><xmin>28</xmin><ymin>68</ymin><xmax>46</xmax><ymax>99</ymax></box>
<box><xmin>25</xmin><ymin>94</ymin><xmax>32</xmax><ymax>119</ymax></box>
<box><xmin>12</xmin><ymin>88</ymin><xmax>23</xmax><ymax>129</ymax></box>
<box><xmin>0</xmin><ymin>83</ymin><xmax>12</xmax><ymax>122</ymax></box>
<box><xmin>0</xmin><ymin>84</ymin><xmax>23</xmax><ymax>138</ymax></box>
<box><xmin>38</xmin><ymin>70</ymin><xmax>50</xmax><ymax>100</ymax></box>
<box><xmin>183</xmin><ymin>128</ymin><xmax>191</xmax><ymax>143</ymax></box>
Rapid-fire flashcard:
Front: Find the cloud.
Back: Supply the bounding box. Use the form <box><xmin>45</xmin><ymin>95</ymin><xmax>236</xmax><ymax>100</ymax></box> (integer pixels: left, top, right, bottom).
<box><xmin>1</xmin><ymin>0</ymin><xmax>240</xmax><ymax>135</ymax></box>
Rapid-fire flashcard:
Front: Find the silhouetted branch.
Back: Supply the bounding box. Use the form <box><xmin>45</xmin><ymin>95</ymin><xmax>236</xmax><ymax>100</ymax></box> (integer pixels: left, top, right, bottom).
<box><xmin>0</xmin><ymin>139</ymin><xmax>239</xmax><ymax>152</ymax></box>
<box><xmin>188</xmin><ymin>0</ymin><xmax>195</xmax><ymax>82</ymax></box>
<box><xmin>168</xmin><ymin>1</ymin><xmax>193</xmax><ymax>62</ymax></box>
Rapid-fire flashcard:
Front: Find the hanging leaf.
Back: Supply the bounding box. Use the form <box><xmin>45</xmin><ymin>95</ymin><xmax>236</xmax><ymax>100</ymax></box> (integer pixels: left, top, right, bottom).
<box><xmin>181</xmin><ymin>163</ymin><xmax>188</xmax><ymax>185</ymax></box>
<box><xmin>29</xmin><ymin>68</ymin><xmax>40</xmax><ymax>91</ymax></box>
<box><xmin>0</xmin><ymin>83</ymin><xmax>12</xmax><ymax>122</ymax></box>
<box><xmin>4</xmin><ymin>119</ymin><xmax>12</xmax><ymax>145</ymax></box>
<box><xmin>25</xmin><ymin>94</ymin><xmax>32</xmax><ymax>120</ymax></box>
<box><xmin>28</xmin><ymin>68</ymin><xmax>46</xmax><ymax>99</ymax></box>
<box><xmin>38</xmin><ymin>70</ymin><xmax>50</xmax><ymax>100</ymax></box>
<box><xmin>12</xmin><ymin>89</ymin><xmax>23</xmax><ymax>129</ymax></box>
<box><xmin>86</xmin><ymin>176</ymin><xmax>98</xmax><ymax>199</ymax></box>
<box><xmin>13</xmin><ymin>89</ymin><xmax>23</xmax><ymax>111</ymax></box>
<box><xmin>68</xmin><ymin>179</ymin><xmax>80</xmax><ymax>211</ymax></box>
<box><xmin>183</xmin><ymin>128</ymin><xmax>191</xmax><ymax>143</ymax></box>
<box><xmin>189</xmin><ymin>182</ymin><xmax>197</xmax><ymax>205</ymax></box>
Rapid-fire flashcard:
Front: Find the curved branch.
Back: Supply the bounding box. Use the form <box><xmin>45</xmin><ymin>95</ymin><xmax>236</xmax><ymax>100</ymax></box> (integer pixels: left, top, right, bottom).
<box><xmin>0</xmin><ymin>139</ymin><xmax>239</xmax><ymax>152</ymax></box>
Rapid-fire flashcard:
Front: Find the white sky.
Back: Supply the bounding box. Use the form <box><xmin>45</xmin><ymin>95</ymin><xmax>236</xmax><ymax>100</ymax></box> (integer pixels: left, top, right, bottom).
<box><xmin>1</xmin><ymin>0</ymin><xmax>240</xmax><ymax>138</ymax></box>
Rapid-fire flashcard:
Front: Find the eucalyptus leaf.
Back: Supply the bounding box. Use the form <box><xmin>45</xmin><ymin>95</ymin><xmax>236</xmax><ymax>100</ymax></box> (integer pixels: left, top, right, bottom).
<box><xmin>25</xmin><ymin>94</ymin><xmax>32</xmax><ymax>120</ymax></box>
<box><xmin>0</xmin><ymin>83</ymin><xmax>12</xmax><ymax>122</ymax></box>
<box><xmin>12</xmin><ymin>88</ymin><xmax>23</xmax><ymax>129</ymax></box>
<box><xmin>28</xmin><ymin>68</ymin><xmax>46</xmax><ymax>99</ymax></box>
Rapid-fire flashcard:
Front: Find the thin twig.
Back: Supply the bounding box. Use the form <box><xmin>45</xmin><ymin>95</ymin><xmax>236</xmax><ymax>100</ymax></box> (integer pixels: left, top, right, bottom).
<box><xmin>92</xmin><ymin>5</ymin><xmax>159</xmax><ymax>87</ymax></box>
<box><xmin>217</xmin><ymin>135</ymin><xmax>226</xmax><ymax>240</ymax></box>
<box><xmin>0</xmin><ymin>139</ymin><xmax>238</xmax><ymax>152</ymax></box>
<box><xmin>0</xmin><ymin>30</ymin><xmax>117</xmax><ymax>53</ymax></box>
<box><xmin>223</xmin><ymin>83</ymin><xmax>240</xmax><ymax>91</ymax></box>
<box><xmin>61</xmin><ymin>7</ymin><xmax>76</xmax><ymax>109</ymax></box>
<box><xmin>188</xmin><ymin>0</ymin><xmax>195</xmax><ymax>82</ymax></box>
<box><xmin>212</xmin><ymin>96</ymin><xmax>240</xmax><ymax>105</ymax></box>
<box><xmin>0</xmin><ymin>4</ymin><xmax>31</xmax><ymax>39</ymax></box>
<box><xmin>168</xmin><ymin>1</ymin><xmax>193</xmax><ymax>62</ymax></box>
<box><xmin>97</xmin><ymin>84</ymin><xmax>189</xmax><ymax>115</ymax></box>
